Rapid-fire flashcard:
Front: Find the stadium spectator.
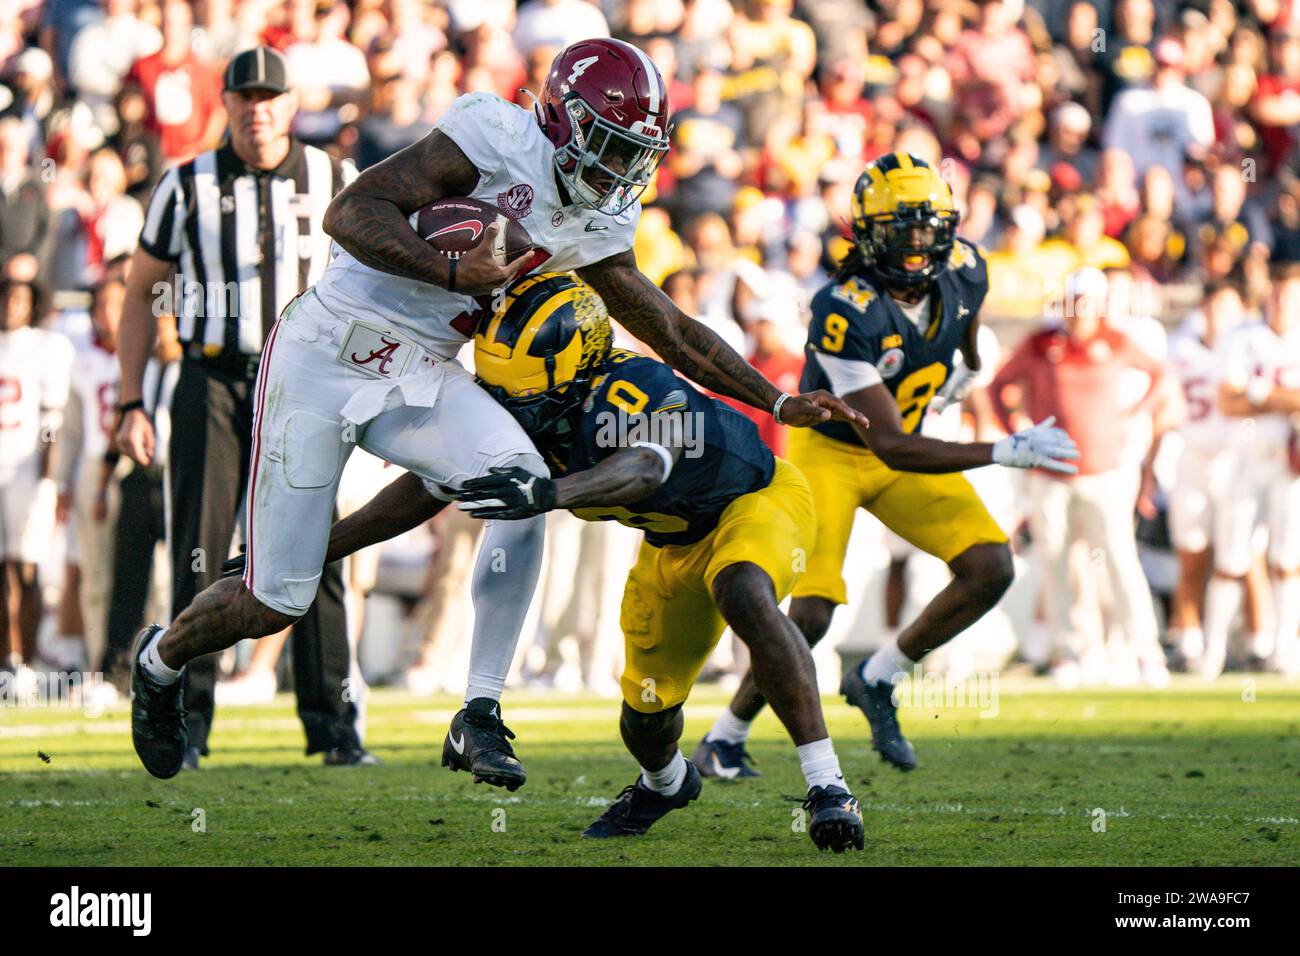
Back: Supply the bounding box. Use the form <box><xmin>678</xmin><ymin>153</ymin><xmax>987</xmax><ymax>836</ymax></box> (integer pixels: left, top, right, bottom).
<box><xmin>512</xmin><ymin>0</ymin><xmax>609</xmax><ymax>58</ymax></box>
<box><xmin>0</xmin><ymin>117</ymin><xmax>47</xmax><ymax>283</ymax></box>
<box><xmin>990</xmin><ymin>268</ymin><xmax>1171</xmax><ymax>687</ymax></box>
<box><xmin>1103</xmin><ymin>36</ymin><xmax>1215</xmax><ymax>198</ymax></box>
<box><xmin>47</xmin><ymin>146</ymin><xmax>142</xmax><ymax>292</ymax></box>
<box><xmin>126</xmin><ymin>0</ymin><xmax>225</xmax><ymax>163</ymax></box>
<box><xmin>1036</xmin><ymin>101</ymin><xmax>1099</xmax><ymax>189</ymax></box>
<box><xmin>66</xmin><ymin>0</ymin><xmax>162</xmax><ymax>133</ymax></box>
<box><xmin>665</xmin><ymin>64</ymin><xmax>744</xmax><ymax>223</ymax></box>
<box><xmin>353</xmin><ymin>71</ymin><xmax>433</xmax><ymax>170</ymax></box>
<box><xmin>1251</xmin><ymin>26</ymin><xmax>1300</xmax><ymax>173</ymax></box>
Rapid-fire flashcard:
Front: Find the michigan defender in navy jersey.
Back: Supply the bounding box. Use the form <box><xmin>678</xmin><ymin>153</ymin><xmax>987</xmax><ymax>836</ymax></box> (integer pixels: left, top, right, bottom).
<box><xmin>694</xmin><ymin>152</ymin><xmax>1080</xmax><ymax>774</ymax></box>
<box><xmin>281</xmin><ymin>273</ymin><xmax>864</xmax><ymax>851</ymax></box>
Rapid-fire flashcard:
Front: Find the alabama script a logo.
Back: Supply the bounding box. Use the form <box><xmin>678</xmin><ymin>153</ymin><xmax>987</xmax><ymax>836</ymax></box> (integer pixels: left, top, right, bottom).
<box><xmin>351</xmin><ymin>337</ymin><xmax>402</xmax><ymax>375</ymax></box>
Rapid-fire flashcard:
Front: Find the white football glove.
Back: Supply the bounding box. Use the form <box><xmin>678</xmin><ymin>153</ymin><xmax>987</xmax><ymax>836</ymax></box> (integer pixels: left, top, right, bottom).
<box><xmin>928</xmin><ymin>359</ymin><xmax>976</xmax><ymax>416</ymax></box>
<box><xmin>992</xmin><ymin>416</ymin><xmax>1080</xmax><ymax>474</ymax></box>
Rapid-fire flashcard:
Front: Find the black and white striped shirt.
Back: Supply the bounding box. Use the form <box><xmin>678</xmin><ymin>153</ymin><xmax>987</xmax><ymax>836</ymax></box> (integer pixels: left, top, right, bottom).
<box><xmin>138</xmin><ymin>139</ymin><xmax>355</xmax><ymax>356</ymax></box>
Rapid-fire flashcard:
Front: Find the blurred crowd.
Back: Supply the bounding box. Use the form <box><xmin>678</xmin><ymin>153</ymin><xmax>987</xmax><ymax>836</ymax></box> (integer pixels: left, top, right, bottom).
<box><xmin>3</xmin><ymin>0</ymin><xmax>1300</xmax><ymax>708</ymax></box>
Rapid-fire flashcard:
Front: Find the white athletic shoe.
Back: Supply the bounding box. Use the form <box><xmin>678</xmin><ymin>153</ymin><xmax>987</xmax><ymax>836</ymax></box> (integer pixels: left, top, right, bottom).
<box><xmin>1198</xmin><ymin>640</ymin><xmax>1228</xmax><ymax>681</ymax></box>
<box><xmin>1140</xmin><ymin>659</ymin><xmax>1171</xmax><ymax>688</ymax></box>
<box><xmin>402</xmin><ymin>664</ymin><xmax>447</xmax><ymax>697</ymax></box>
<box><xmin>12</xmin><ymin>665</ymin><xmax>40</xmax><ymax>705</ymax></box>
<box><xmin>214</xmin><ymin>669</ymin><xmax>277</xmax><ymax>706</ymax></box>
<box><xmin>1051</xmin><ymin>660</ymin><xmax>1083</xmax><ymax>690</ymax></box>
<box><xmin>1249</xmin><ymin>631</ymin><xmax>1276</xmax><ymax>661</ymax></box>
<box><xmin>1178</xmin><ymin>629</ymin><xmax>1205</xmax><ymax>661</ymax></box>
<box><xmin>82</xmin><ymin>679</ymin><xmax>120</xmax><ymax>714</ymax></box>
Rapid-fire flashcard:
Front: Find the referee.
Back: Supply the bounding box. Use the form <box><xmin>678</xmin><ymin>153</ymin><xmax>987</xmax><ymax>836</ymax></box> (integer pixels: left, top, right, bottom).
<box><xmin>115</xmin><ymin>47</ymin><xmax>372</xmax><ymax>768</ymax></box>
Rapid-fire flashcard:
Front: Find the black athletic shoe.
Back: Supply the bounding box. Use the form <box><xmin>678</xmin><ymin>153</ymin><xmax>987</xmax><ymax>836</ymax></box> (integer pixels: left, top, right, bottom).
<box><xmin>130</xmin><ymin>625</ymin><xmax>188</xmax><ymax>779</ymax></box>
<box><xmin>691</xmin><ymin>736</ymin><xmax>760</xmax><ymax>779</ymax></box>
<box><xmin>324</xmin><ymin>747</ymin><xmax>380</xmax><ymax>767</ymax></box>
<box><xmin>803</xmin><ymin>785</ymin><xmax>865</xmax><ymax>853</ymax></box>
<box><xmin>441</xmin><ymin>697</ymin><xmax>527</xmax><ymax>791</ymax></box>
<box><xmin>583</xmin><ymin>760</ymin><xmax>703</xmax><ymax>838</ymax></box>
<box><xmin>841</xmin><ymin>665</ymin><xmax>917</xmax><ymax>771</ymax></box>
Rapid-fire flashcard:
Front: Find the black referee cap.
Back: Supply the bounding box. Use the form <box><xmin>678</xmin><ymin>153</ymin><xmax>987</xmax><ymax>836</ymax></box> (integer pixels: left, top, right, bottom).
<box><xmin>224</xmin><ymin>46</ymin><xmax>289</xmax><ymax>95</ymax></box>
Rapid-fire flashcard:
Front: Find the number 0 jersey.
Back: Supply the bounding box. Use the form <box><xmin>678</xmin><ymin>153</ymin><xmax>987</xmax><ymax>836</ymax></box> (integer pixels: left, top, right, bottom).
<box><xmin>800</xmin><ymin>238</ymin><xmax>989</xmax><ymax>447</ymax></box>
<box><xmin>551</xmin><ymin>350</ymin><xmax>775</xmax><ymax>547</ymax></box>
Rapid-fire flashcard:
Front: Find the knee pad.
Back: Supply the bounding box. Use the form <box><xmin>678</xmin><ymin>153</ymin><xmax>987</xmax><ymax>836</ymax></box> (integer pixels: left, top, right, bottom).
<box><xmin>621</xmin><ymin>702</ymin><xmax>683</xmax><ymax>737</ymax></box>
<box><xmin>495</xmin><ymin>452</ymin><xmax>550</xmax><ymax>480</ymax></box>
<box><xmin>423</xmin><ymin>452</ymin><xmax>550</xmax><ymax>502</ymax></box>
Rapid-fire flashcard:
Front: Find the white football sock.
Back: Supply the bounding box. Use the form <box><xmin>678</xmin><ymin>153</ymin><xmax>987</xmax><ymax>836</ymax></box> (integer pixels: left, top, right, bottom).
<box><xmin>797</xmin><ymin>737</ymin><xmax>849</xmax><ymax>792</ymax></box>
<box><xmin>706</xmin><ymin>708</ymin><xmax>752</xmax><ymax>744</ymax></box>
<box><xmin>1201</xmin><ymin>577</ymin><xmax>1242</xmax><ymax>675</ymax></box>
<box><xmin>861</xmin><ymin>637</ymin><xmax>915</xmax><ymax>686</ymax></box>
<box><xmin>140</xmin><ymin>628</ymin><xmax>180</xmax><ymax>686</ymax></box>
<box><xmin>641</xmin><ymin>749</ymin><xmax>687</xmax><ymax>796</ymax></box>
<box><xmin>1272</xmin><ymin>576</ymin><xmax>1300</xmax><ymax>667</ymax></box>
<box><xmin>1177</xmin><ymin>627</ymin><xmax>1204</xmax><ymax>659</ymax></box>
<box><xmin>464</xmin><ymin>512</ymin><xmax>545</xmax><ymax>704</ymax></box>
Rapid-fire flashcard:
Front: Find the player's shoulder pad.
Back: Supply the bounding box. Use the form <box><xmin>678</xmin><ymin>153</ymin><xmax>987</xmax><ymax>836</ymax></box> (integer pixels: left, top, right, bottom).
<box><xmin>442</xmin><ymin>90</ymin><xmax>515</xmax><ymax>123</ymax></box>
<box><xmin>591</xmin><ymin>353</ymin><xmax>690</xmax><ymax>411</ymax></box>
<box><xmin>816</xmin><ymin>271</ymin><xmax>885</xmax><ymax>317</ymax></box>
<box><xmin>946</xmin><ymin>237</ymin><xmax>988</xmax><ymax>288</ymax></box>
<box><xmin>812</xmin><ymin>275</ymin><xmax>893</xmax><ymax>339</ymax></box>
<box><xmin>434</xmin><ymin>92</ymin><xmax>531</xmax><ymax>165</ymax></box>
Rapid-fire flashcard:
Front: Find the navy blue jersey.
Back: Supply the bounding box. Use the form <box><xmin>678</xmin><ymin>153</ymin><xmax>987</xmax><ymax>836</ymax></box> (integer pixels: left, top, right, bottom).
<box><xmin>558</xmin><ymin>350</ymin><xmax>775</xmax><ymax>547</ymax></box>
<box><xmin>801</xmin><ymin>238</ymin><xmax>989</xmax><ymax>447</ymax></box>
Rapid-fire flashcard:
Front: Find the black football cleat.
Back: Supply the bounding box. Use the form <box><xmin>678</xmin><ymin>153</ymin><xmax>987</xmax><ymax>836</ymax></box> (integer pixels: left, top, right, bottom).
<box><xmin>691</xmin><ymin>736</ymin><xmax>760</xmax><ymax>779</ymax></box>
<box><xmin>130</xmin><ymin>625</ymin><xmax>189</xmax><ymax>779</ymax></box>
<box><xmin>441</xmin><ymin>697</ymin><xmax>527</xmax><ymax>791</ymax></box>
<box><xmin>841</xmin><ymin>665</ymin><xmax>917</xmax><ymax>771</ymax></box>
<box><xmin>583</xmin><ymin>760</ymin><xmax>703</xmax><ymax>838</ymax></box>
<box><xmin>324</xmin><ymin>747</ymin><xmax>380</xmax><ymax>767</ymax></box>
<box><xmin>803</xmin><ymin>785</ymin><xmax>865</xmax><ymax>853</ymax></box>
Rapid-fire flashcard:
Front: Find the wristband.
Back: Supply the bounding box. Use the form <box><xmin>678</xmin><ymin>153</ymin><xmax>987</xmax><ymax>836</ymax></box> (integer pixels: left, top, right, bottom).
<box><xmin>117</xmin><ymin>399</ymin><xmax>146</xmax><ymax>415</ymax></box>
<box><xmin>772</xmin><ymin>391</ymin><xmax>793</xmax><ymax>424</ymax></box>
<box><xmin>446</xmin><ymin>255</ymin><xmax>458</xmax><ymax>293</ymax></box>
<box><xmin>631</xmin><ymin>441</ymin><xmax>674</xmax><ymax>483</ymax></box>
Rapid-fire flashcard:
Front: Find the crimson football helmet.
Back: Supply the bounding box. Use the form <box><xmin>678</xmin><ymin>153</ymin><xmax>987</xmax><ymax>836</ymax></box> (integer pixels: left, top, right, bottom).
<box><xmin>534</xmin><ymin>38</ymin><xmax>671</xmax><ymax>216</ymax></box>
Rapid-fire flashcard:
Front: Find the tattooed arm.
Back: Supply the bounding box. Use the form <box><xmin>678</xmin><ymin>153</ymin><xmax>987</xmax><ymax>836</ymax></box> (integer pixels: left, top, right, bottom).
<box><xmin>321</xmin><ymin>131</ymin><xmax>518</xmax><ymax>296</ymax></box>
<box><xmin>578</xmin><ymin>251</ymin><xmax>869</xmax><ymax>428</ymax></box>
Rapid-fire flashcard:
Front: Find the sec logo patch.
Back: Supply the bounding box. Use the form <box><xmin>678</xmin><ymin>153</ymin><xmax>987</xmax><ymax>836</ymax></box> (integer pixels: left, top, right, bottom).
<box><xmin>877</xmin><ymin>348</ymin><xmax>905</xmax><ymax>379</ymax></box>
<box><xmin>497</xmin><ymin>183</ymin><xmax>534</xmax><ymax>220</ymax></box>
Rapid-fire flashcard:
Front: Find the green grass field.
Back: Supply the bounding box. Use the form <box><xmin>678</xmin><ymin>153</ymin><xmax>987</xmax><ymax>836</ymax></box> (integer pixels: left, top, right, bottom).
<box><xmin>2</xmin><ymin>679</ymin><xmax>1297</xmax><ymax>866</ymax></box>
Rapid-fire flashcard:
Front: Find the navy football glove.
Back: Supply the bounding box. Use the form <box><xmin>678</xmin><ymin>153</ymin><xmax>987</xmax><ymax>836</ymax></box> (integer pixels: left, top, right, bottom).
<box><xmin>455</xmin><ymin>466</ymin><xmax>557</xmax><ymax>520</ymax></box>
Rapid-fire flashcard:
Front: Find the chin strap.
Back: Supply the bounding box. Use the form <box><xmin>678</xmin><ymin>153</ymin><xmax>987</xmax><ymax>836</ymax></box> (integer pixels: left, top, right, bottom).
<box><xmin>520</xmin><ymin>88</ymin><xmax>543</xmax><ymax>127</ymax></box>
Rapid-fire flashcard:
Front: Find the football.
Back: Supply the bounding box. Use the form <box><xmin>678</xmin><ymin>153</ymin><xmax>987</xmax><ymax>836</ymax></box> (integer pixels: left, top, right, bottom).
<box><xmin>414</xmin><ymin>197</ymin><xmax>536</xmax><ymax>266</ymax></box>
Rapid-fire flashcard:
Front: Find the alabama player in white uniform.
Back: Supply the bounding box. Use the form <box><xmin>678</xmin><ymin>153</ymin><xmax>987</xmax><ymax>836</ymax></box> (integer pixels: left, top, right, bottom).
<box><xmin>1209</xmin><ymin>264</ymin><xmax>1300</xmax><ymax>679</ymax></box>
<box><xmin>1165</xmin><ymin>279</ymin><xmax>1244</xmax><ymax>669</ymax></box>
<box><xmin>54</xmin><ymin>277</ymin><xmax>124</xmax><ymax>672</ymax></box>
<box><xmin>0</xmin><ymin>279</ymin><xmax>73</xmax><ymax>688</ymax></box>
<box><xmin>125</xmin><ymin>38</ymin><xmax>861</xmax><ymax>781</ymax></box>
